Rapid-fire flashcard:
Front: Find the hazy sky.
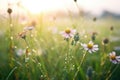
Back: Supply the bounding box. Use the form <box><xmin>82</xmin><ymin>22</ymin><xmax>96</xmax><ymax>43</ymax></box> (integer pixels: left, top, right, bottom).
<box><xmin>0</xmin><ymin>0</ymin><xmax>120</xmax><ymax>16</ymax></box>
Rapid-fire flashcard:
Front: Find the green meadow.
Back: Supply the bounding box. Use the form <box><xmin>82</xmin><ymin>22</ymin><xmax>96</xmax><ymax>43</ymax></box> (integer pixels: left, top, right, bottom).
<box><xmin>0</xmin><ymin>12</ymin><xmax>120</xmax><ymax>80</ymax></box>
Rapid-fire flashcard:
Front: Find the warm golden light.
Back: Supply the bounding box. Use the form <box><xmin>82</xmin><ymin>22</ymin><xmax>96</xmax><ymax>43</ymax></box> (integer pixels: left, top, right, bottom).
<box><xmin>0</xmin><ymin>0</ymin><xmax>119</xmax><ymax>16</ymax></box>
<box><xmin>21</xmin><ymin>0</ymin><xmax>64</xmax><ymax>14</ymax></box>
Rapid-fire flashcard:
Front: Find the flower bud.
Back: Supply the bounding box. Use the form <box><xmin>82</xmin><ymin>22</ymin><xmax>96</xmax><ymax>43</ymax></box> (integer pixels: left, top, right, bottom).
<box><xmin>74</xmin><ymin>0</ymin><xmax>77</xmax><ymax>2</ymax></box>
<box><xmin>7</xmin><ymin>8</ymin><xmax>12</xmax><ymax>14</ymax></box>
<box><xmin>102</xmin><ymin>38</ymin><xmax>109</xmax><ymax>45</ymax></box>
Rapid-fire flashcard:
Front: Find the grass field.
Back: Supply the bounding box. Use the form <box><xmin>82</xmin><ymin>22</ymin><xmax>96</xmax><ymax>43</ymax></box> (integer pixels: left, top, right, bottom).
<box><xmin>0</xmin><ymin>12</ymin><xmax>120</xmax><ymax>80</ymax></box>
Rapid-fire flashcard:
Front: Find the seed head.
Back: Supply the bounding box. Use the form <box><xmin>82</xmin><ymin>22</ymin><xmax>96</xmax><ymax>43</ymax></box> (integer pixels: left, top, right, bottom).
<box><xmin>7</xmin><ymin>8</ymin><xmax>12</xmax><ymax>14</ymax></box>
<box><xmin>110</xmin><ymin>26</ymin><xmax>114</xmax><ymax>31</ymax></box>
<box><xmin>74</xmin><ymin>0</ymin><xmax>77</xmax><ymax>2</ymax></box>
<box><xmin>93</xmin><ymin>17</ymin><xmax>97</xmax><ymax>21</ymax></box>
<box><xmin>102</xmin><ymin>38</ymin><xmax>109</xmax><ymax>45</ymax></box>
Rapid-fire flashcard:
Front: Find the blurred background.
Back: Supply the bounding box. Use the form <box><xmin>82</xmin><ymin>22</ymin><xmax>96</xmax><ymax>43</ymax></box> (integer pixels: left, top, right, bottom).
<box><xmin>0</xmin><ymin>0</ymin><xmax>120</xmax><ymax>18</ymax></box>
<box><xmin>0</xmin><ymin>0</ymin><xmax>120</xmax><ymax>80</ymax></box>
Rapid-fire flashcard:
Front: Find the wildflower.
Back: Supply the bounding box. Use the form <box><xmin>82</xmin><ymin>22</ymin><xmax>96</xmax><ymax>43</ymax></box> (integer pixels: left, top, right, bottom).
<box><xmin>16</xmin><ymin>49</ymin><xmax>24</xmax><ymax>56</ymax></box>
<box><xmin>7</xmin><ymin>8</ymin><xmax>12</xmax><ymax>14</ymax></box>
<box><xmin>60</xmin><ymin>28</ymin><xmax>76</xmax><ymax>39</ymax></box>
<box><xmin>109</xmin><ymin>51</ymin><xmax>120</xmax><ymax>64</ymax></box>
<box><xmin>102</xmin><ymin>38</ymin><xmax>109</xmax><ymax>45</ymax></box>
<box><xmin>18</xmin><ymin>31</ymin><xmax>27</xmax><ymax>39</ymax></box>
<box><xmin>24</xmin><ymin>26</ymin><xmax>35</xmax><ymax>31</ymax></box>
<box><xmin>81</xmin><ymin>41</ymin><xmax>99</xmax><ymax>53</ymax></box>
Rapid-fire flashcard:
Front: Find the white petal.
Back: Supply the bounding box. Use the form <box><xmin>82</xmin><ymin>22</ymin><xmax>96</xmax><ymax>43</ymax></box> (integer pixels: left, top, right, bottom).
<box><xmin>110</xmin><ymin>60</ymin><xmax>117</xmax><ymax>64</ymax></box>
<box><xmin>112</xmin><ymin>51</ymin><xmax>116</xmax><ymax>55</ymax></box>
<box><xmin>109</xmin><ymin>53</ymin><xmax>112</xmax><ymax>56</ymax></box>
<box><xmin>84</xmin><ymin>47</ymin><xmax>88</xmax><ymax>51</ymax></box>
<box><xmin>93</xmin><ymin>45</ymin><xmax>98</xmax><ymax>48</ymax></box>
<box><xmin>71</xmin><ymin>29</ymin><xmax>76</xmax><ymax>34</ymax></box>
<box><xmin>92</xmin><ymin>49</ymin><xmax>95</xmax><ymax>52</ymax></box>
<box><xmin>93</xmin><ymin>47</ymin><xmax>99</xmax><ymax>51</ymax></box>
<box><xmin>60</xmin><ymin>31</ymin><xmax>65</xmax><ymax>35</ymax></box>
<box><xmin>88</xmin><ymin>50</ymin><xmax>92</xmax><ymax>53</ymax></box>
<box><xmin>81</xmin><ymin>43</ymin><xmax>87</xmax><ymax>47</ymax></box>
<box><xmin>89</xmin><ymin>41</ymin><xmax>93</xmax><ymax>44</ymax></box>
<box><xmin>109</xmin><ymin>51</ymin><xmax>116</xmax><ymax>56</ymax></box>
<box><xmin>112</xmin><ymin>61</ymin><xmax>117</xmax><ymax>64</ymax></box>
<box><xmin>116</xmin><ymin>56</ymin><xmax>120</xmax><ymax>62</ymax></box>
<box><xmin>116</xmin><ymin>56</ymin><xmax>120</xmax><ymax>59</ymax></box>
<box><xmin>69</xmin><ymin>33</ymin><xmax>74</xmax><ymax>37</ymax></box>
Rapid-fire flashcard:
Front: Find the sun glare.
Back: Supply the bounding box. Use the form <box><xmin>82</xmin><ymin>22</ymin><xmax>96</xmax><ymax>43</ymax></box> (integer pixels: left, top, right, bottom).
<box><xmin>21</xmin><ymin>0</ymin><xmax>63</xmax><ymax>14</ymax></box>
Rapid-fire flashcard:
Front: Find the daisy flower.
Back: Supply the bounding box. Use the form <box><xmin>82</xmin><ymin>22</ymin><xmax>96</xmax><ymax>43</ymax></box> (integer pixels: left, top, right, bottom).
<box><xmin>60</xmin><ymin>28</ymin><xmax>76</xmax><ymax>39</ymax></box>
<box><xmin>109</xmin><ymin>51</ymin><xmax>120</xmax><ymax>64</ymax></box>
<box><xmin>81</xmin><ymin>41</ymin><xmax>99</xmax><ymax>53</ymax></box>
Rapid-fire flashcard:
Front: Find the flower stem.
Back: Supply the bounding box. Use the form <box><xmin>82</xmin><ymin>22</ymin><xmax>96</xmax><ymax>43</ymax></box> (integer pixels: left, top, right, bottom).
<box><xmin>106</xmin><ymin>65</ymin><xmax>119</xmax><ymax>80</ymax></box>
<box><xmin>6</xmin><ymin>67</ymin><xmax>17</xmax><ymax>80</ymax></box>
<box><xmin>73</xmin><ymin>51</ymin><xmax>87</xmax><ymax>80</ymax></box>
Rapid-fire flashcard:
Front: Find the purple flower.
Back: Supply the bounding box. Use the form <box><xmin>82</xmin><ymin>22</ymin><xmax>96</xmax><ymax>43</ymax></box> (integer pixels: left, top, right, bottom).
<box><xmin>60</xmin><ymin>28</ymin><xmax>76</xmax><ymax>39</ymax></box>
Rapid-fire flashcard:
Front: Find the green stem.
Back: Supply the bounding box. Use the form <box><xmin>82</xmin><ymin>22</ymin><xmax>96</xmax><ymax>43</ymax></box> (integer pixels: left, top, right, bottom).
<box><xmin>6</xmin><ymin>67</ymin><xmax>17</xmax><ymax>80</ymax></box>
<box><xmin>106</xmin><ymin>65</ymin><xmax>119</xmax><ymax>80</ymax></box>
<box><xmin>73</xmin><ymin>51</ymin><xmax>87</xmax><ymax>80</ymax></box>
<box><xmin>24</xmin><ymin>38</ymin><xmax>29</xmax><ymax>48</ymax></box>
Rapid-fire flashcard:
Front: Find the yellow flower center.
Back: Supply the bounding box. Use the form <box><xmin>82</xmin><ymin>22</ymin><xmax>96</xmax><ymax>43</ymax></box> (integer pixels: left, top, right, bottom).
<box><xmin>110</xmin><ymin>55</ymin><xmax>116</xmax><ymax>60</ymax></box>
<box><xmin>65</xmin><ymin>28</ymin><xmax>71</xmax><ymax>34</ymax></box>
<box><xmin>87</xmin><ymin>43</ymin><xmax>93</xmax><ymax>49</ymax></box>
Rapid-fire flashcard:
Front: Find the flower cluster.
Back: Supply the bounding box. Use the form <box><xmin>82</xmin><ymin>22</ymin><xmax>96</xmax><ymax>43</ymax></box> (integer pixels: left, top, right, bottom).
<box><xmin>60</xmin><ymin>28</ymin><xmax>120</xmax><ymax>65</ymax></box>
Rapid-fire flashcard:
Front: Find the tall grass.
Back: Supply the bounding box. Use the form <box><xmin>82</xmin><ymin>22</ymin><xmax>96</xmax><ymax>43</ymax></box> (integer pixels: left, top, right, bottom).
<box><xmin>0</xmin><ymin>10</ymin><xmax>120</xmax><ymax>80</ymax></box>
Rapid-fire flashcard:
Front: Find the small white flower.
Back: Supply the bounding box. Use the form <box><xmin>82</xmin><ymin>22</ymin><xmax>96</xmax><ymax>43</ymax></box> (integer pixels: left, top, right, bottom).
<box><xmin>109</xmin><ymin>51</ymin><xmax>120</xmax><ymax>64</ymax></box>
<box><xmin>16</xmin><ymin>49</ymin><xmax>25</xmax><ymax>56</ymax></box>
<box><xmin>24</xmin><ymin>26</ymin><xmax>34</xmax><ymax>31</ymax></box>
<box><xmin>81</xmin><ymin>41</ymin><xmax>99</xmax><ymax>53</ymax></box>
<box><xmin>60</xmin><ymin>28</ymin><xmax>76</xmax><ymax>39</ymax></box>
